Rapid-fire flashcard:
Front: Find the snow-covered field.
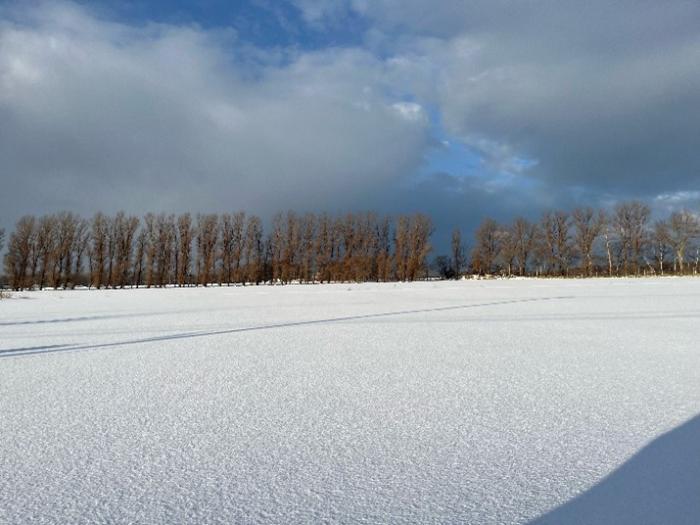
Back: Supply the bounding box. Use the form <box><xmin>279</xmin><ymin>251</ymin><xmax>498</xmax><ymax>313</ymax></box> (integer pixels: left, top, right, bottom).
<box><xmin>1</xmin><ymin>278</ymin><xmax>699</xmax><ymax>524</ymax></box>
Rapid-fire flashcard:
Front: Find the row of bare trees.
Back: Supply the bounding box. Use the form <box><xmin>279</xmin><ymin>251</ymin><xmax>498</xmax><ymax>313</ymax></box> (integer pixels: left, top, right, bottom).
<box><xmin>468</xmin><ymin>201</ymin><xmax>700</xmax><ymax>277</ymax></box>
<box><xmin>1</xmin><ymin>211</ymin><xmax>434</xmax><ymax>290</ymax></box>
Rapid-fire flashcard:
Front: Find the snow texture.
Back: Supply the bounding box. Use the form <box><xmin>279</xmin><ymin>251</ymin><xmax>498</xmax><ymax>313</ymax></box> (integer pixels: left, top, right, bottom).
<box><xmin>1</xmin><ymin>278</ymin><xmax>699</xmax><ymax>524</ymax></box>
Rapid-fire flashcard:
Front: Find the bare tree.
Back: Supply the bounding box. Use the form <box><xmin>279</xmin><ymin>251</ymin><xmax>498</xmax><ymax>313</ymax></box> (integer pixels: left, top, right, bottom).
<box><xmin>72</xmin><ymin>218</ymin><xmax>89</xmax><ymax>287</ymax></box>
<box><xmin>315</xmin><ymin>213</ymin><xmax>333</xmax><ymax>283</ymax></box>
<box><xmin>598</xmin><ymin>211</ymin><xmax>618</xmax><ymax>277</ymax></box>
<box><xmin>114</xmin><ymin>213</ymin><xmax>139</xmax><ymax>288</ymax></box>
<box><xmin>572</xmin><ymin>207</ymin><xmax>604</xmax><ymax>276</ymax></box>
<box><xmin>269</xmin><ymin>213</ymin><xmax>284</xmax><ymax>283</ymax></box>
<box><xmin>89</xmin><ymin>213</ymin><xmax>110</xmax><ymax>288</ymax></box>
<box><xmin>471</xmin><ymin>218</ymin><xmax>500</xmax><ymax>275</ymax></box>
<box><xmin>195</xmin><ymin>214</ymin><xmax>219</xmax><ymax>286</ymax></box>
<box><xmin>613</xmin><ymin>201</ymin><xmax>651</xmax><ymax>275</ymax></box>
<box><xmin>50</xmin><ymin>212</ymin><xmax>79</xmax><ymax>288</ymax></box>
<box><xmin>105</xmin><ymin>215</ymin><xmax>117</xmax><ymax>288</ymax></box>
<box><xmin>300</xmin><ymin>213</ymin><xmax>316</xmax><ymax>283</ymax></box>
<box><xmin>230</xmin><ymin>212</ymin><xmax>245</xmax><ymax>284</ymax></box>
<box><xmin>541</xmin><ymin>211</ymin><xmax>573</xmax><ymax>276</ymax></box>
<box><xmin>451</xmin><ymin>228</ymin><xmax>464</xmax><ymax>278</ymax></box>
<box><xmin>511</xmin><ymin>218</ymin><xmax>538</xmax><ymax>277</ymax></box>
<box><xmin>651</xmin><ymin>220</ymin><xmax>672</xmax><ymax>275</ymax></box>
<box><xmin>219</xmin><ymin>214</ymin><xmax>235</xmax><ymax>285</ymax></box>
<box><xmin>282</xmin><ymin>211</ymin><xmax>301</xmax><ymax>283</ymax></box>
<box><xmin>154</xmin><ymin>214</ymin><xmax>176</xmax><ymax>286</ymax></box>
<box><xmin>406</xmin><ymin>214</ymin><xmax>433</xmax><ymax>281</ymax></box>
<box><xmin>394</xmin><ymin>215</ymin><xmax>410</xmax><ymax>281</ymax></box>
<box><xmin>132</xmin><ymin>228</ymin><xmax>147</xmax><ymax>287</ymax></box>
<box><xmin>666</xmin><ymin>210</ymin><xmax>700</xmax><ymax>274</ymax></box>
<box><xmin>176</xmin><ymin>213</ymin><xmax>193</xmax><ymax>286</ymax></box>
<box><xmin>36</xmin><ymin>215</ymin><xmax>57</xmax><ymax>290</ymax></box>
<box><xmin>143</xmin><ymin>213</ymin><xmax>157</xmax><ymax>288</ymax></box>
<box><xmin>243</xmin><ymin>215</ymin><xmax>263</xmax><ymax>284</ymax></box>
<box><xmin>4</xmin><ymin>216</ymin><xmax>36</xmax><ymax>290</ymax></box>
<box><xmin>496</xmin><ymin>224</ymin><xmax>517</xmax><ymax>276</ymax></box>
<box><xmin>216</xmin><ymin>212</ymin><xmax>249</xmax><ymax>285</ymax></box>
<box><xmin>338</xmin><ymin>213</ymin><xmax>357</xmax><ymax>282</ymax></box>
<box><xmin>375</xmin><ymin>216</ymin><xmax>392</xmax><ymax>282</ymax></box>
<box><xmin>353</xmin><ymin>212</ymin><xmax>376</xmax><ymax>282</ymax></box>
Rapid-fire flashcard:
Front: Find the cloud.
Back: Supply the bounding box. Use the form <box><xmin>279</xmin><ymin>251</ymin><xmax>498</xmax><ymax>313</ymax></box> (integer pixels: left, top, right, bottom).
<box><xmin>352</xmin><ymin>0</ymin><xmax>700</xmax><ymax>199</ymax></box>
<box><xmin>0</xmin><ymin>1</ymin><xmax>429</xmax><ymax>226</ymax></box>
<box><xmin>290</xmin><ymin>0</ymin><xmax>350</xmax><ymax>26</ymax></box>
<box><xmin>288</xmin><ymin>0</ymin><xmax>700</xmax><ymax>213</ymax></box>
<box><xmin>2</xmin><ymin>0</ymin><xmax>699</xmax><ymax>251</ymax></box>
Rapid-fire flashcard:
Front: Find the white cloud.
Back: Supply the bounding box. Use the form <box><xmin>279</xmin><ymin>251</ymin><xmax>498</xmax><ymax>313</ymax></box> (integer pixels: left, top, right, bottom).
<box><xmin>0</xmin><ymin>1</ymin><xmax>429</xmax><ymax>225</ymax></box>
<box><xmin>391</xmin><ymin>101</ymin><xmax>426</xmax><ymax>124</ymax></box>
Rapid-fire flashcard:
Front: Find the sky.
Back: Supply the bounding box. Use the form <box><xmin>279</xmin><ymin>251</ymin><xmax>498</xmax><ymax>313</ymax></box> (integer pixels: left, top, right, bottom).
<box><xmin>1</xmin><ymin>0</ymin><xmax>699</xmax><ymax>251</ymax></box>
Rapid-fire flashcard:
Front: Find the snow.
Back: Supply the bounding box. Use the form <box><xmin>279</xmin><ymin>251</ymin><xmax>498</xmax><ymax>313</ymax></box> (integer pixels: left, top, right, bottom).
<box><xmin>1</xmin><ymin>278</ymin><xmax>699</xmax><ymax>524</ymax></box>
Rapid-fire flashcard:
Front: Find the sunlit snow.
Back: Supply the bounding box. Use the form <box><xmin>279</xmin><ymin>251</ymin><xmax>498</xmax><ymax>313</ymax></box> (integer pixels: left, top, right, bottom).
<box><xmin>1</xmin><ymin>279</ymin><xmax>699</xmax><ymax>524</ymax></box>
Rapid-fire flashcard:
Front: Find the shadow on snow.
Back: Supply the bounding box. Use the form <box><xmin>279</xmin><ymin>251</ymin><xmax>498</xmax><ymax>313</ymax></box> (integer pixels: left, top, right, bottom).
<box><xmin>530</xmin><ymin>413</ymin><xmax>700</xmax><ymax>525</ymax></box>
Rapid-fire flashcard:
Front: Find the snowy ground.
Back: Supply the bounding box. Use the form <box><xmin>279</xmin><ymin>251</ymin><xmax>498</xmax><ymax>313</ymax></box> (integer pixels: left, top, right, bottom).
<box><xmin>1</xmin><ymin>278</ymin><xmax>699</xmax><ymax>524</ymax></box>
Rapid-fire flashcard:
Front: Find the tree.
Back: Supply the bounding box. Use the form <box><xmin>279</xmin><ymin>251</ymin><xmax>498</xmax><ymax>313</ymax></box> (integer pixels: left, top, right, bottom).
<box><xmin>406</xmin><ymin>214</ymin><xmax>433</xmax><ymax>281</ymax></box>
<box><xmin>195</xmin><ymin>214</ymin><xmax>219</xmax><ymax>286</ymax></box>
<box><xmin>315</xmin><ymin>213</ymin><xmax>333</xmax><ymax>283</ymax></box>
<box><xmin>4</xmin><ymin>216</ymin><xmax>36</xmax><ymax>290</ymax></box>
<box><xmin>471</xmin><ymin>218</ymin><xmax>500</xmax><ymax>275</ymax></box>
<box><xmin>35</xmin><ymin>215</ymin><xmax>57</xmax><ymax>290</ymax></box>
<box><xmin>176</xmin><ymin>213</ymin><xmax>193</xmax><ymax>286</ymax></box>
<box><xmin>269</xmin><ymin>213</ymin><xmax>285</xmax><ymax>283</ymax></box>
<box><xmin>219</xmin><ymin>212</ymin><xmax>245</xmax><ymax>285</ymax></box>
<box><xmin>496</xmin><ymin>224</ymin><xmax>517</xmax><ymax>276</ymax></box>
<box><xmin>651</xmin><ymin>220</ymin><xmax>672</xmax><ymax>275</ymax></box>
<box><xmin>433</xmin><ymin>255</ymin><xmax>455</xmax><ymax>279</ymax></box>
<box><xmin>90</xmin><ymin>213</ymin><xmax>108</xmax><ymax>288</ymax></box>
<box><xmin>339</xmin><ymin>213</ymin><xmax>357</xmax><ymax>281</ymax></box>
<box><xmin>155</xmin><ymin>214</ymin><xmax>176</xmax><ymax>286</ymax></box>
<box><xmin>133</xmin><ymin>228</ymin><xmax>147</xmax><ymax>287</ymax></box>
<box><xmin>394</xmin><ymin>215</ymin><xmax>410</xmax><ymax>281</ymax></box>
<box><xmin>72</xmin><ymin>218</ymin><xmax>89</xmax><ymax>287</ymax></box>
<box><xmin>114</xmin><ymin>213</ymin><xmax>139</xmax><ymax>288</ymax></box>
<box><xmin>541</xmin><ymin>210</ymin><xmax>573</xmax><ymax>276</ymax></box>
<box><xmin>667</xmin><ymin>210</ymin><xmax>700</xmax><ymax>274</ymax></box>
<box><xmin>572</xmin><ymin>207</ymin><xmax>604</xmax><ymax>276</ymax></box>
<box><xmin>52</xmin><ymin>212</ymin><xmax>80</xmax><ymax>288</ymax></box>
<box><xmin>451</xmin><ymin>228</ymin><xmax>464</xmax><ymax>278</ymax></box>
<box><xmin>282</xmin><ymin>211</ymin><xmax>301</xmax><ymax>283</ymax></box>
<box><xmin>142</xmin><ymin>213</ymin><xmax>157</xmax><ymax>288</ymax></box>
<box><xmin>599</xmin><ymin>210</ymin><xmax>617</xmax><ymax>277</ymax></box>
<box><xmin>300</xmin><ymin>213</ymin><xmax>316</xmax><ymax>283</ymax></box>
<box><xmin>511</xmin><ymin>218</ymin><xmax>537</xmax><ymax>277</ymax></box>
<box><xmin>613</xmin><ymin>201</ymin><xmax>651</xmax><ymax>275</ymax></box>
<box><xmin>375</xmin><ymin>216</ymin><xmax>392</xmax><ymax>282</ymax></box>
<box><xmin>243</xmin><ymin>215</ymin><xmax>263</xmax><ymax>284</ymax></box>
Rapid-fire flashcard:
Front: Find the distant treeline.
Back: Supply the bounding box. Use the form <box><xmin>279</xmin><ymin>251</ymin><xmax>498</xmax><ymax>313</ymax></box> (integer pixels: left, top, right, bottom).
<box><xmin>0</xmin><ymin>211</ymin><xmax>433</xmax><ymax>290</ymax></box>
<box><xmin>1</xmin><ymin>201</ymin><xmax>699</xmax><ymax>290</ymax></box>
<box><xmin>464</xmin><ymin>201</ymin><xmax>700</xmax><ymax>278</ymax></box>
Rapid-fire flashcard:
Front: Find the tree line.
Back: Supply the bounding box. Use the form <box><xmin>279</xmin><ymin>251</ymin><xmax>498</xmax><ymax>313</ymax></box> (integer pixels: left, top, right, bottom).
<box><xmin>0</xmin><ymin>211</ymin><xmax>433</xmax><ymax>290</ymax></box>
<box><xmin>462</xmin><ymin>201</ymin><xmax>700</xmax><ymax>278</ymax></box>
<box><xmin>2</xmin><ymin>200</ymin><xmax>699</xmax><ymax>290</ymax></box>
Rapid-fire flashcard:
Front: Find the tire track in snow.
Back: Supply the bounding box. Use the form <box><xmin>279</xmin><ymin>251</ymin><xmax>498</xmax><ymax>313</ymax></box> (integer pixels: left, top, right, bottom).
<box><xmin>0</xmin><ymin>295</ymin><xmax>574</xmax><ymax>359</ymax></box>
